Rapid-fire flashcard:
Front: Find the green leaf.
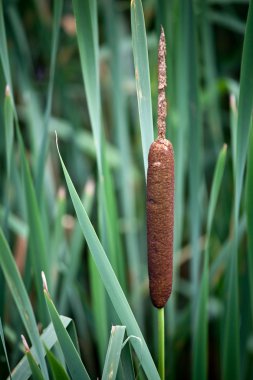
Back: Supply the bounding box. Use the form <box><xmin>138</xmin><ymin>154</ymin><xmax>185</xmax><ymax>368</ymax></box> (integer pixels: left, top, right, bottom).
<box><xmin>0</xmin><ymin>318</ymin><xmax>12</xmax><ymax>379</ymax></box>
<box><xmin>193</xmin><ymin>145</ymin><xmax>227</xmax><ymax>380</ymax></box>
<box><xmin>4</xmin><ymin>88</ymin><xmax>14</xmax><ymax>178</ymax></box>
<box><xmin>16</xmin><ymin>127</ymin><xmax>49</xmax><ymax>326</ymax></box>
<box><xmin>44</xmin><ymin>289</ymin><xmax>91</xmax><ymax>380</ymax></box>
<box><xmin>235</xmin><ymin>0</ymin><xmax>253</xmax><ymax>213</ymax></box>
<box><xmin>102</xmin><ymin>326</ymin><xmax>126</xmax><ymax>380</ymax></box>
<box><xmin>9</xmin><ymin>317</ymin><xmax>72</xmax><ymax>380</ymax></box>
<box><xmin>56</xmin><ymin>139</ymin><xmax>160</xmax><ymax>379</ymax></box>
<box><xmin>223</xmin><ymin>2</ymin><xmax>253</xmax><ymax>379</ymax></box>
<box><xmin>246</xmin><ymin>125</ymin><xmax>253</xmax><ymax>323</ymax></box>
<box><xmin>25</xmin><ymin>350</ymin><xmax>45</xmax><ymax>380</ymax></box>
<box><xmin>0</xmin><ymin>0</ymin><xmax>12</xmax><ymax>88</ymax></box>
<box><xmin>36</xmin><ymin>0</ymin><xmax>63</xmax><ymax>197</ymax></box>
<box><xmin>131</xmin><ymin>0</ymin><xmax>154</xmax><ymax>176</ymax></box>
<box><xmin>0</xmin><ymin>229</ymin><xmax>48</xmax><ymax>379</ymax></box>
<box><xmin>45</xmin><ymin>346</ymin><xmax>70</xmax><ymax>380</ymax></box>
<box><xmin>72</xmin><ymin>0</ymin><xmax>102</xmax><ymax>174</ymax></box>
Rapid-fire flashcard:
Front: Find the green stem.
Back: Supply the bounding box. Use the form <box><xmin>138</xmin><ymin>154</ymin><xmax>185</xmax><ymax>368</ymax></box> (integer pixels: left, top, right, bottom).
<box><xmin>158</xmin><ymin>307</ymin><xmax>165</xmax><ymax>380</ymax></box>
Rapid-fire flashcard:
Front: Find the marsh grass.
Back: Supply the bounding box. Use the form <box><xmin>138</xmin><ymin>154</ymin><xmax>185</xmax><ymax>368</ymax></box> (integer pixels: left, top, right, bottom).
<box><xmin>0</xmin><ymin>0</ymin><xmax>253</xmax><ymax>379</ymax></box>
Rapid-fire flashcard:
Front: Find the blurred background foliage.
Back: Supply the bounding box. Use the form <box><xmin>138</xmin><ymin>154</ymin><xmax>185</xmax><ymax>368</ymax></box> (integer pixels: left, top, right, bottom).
<box><xmin>0</xmin><ymin>0</ymin><xmax>253</xmax><ymax>379</ymax></box>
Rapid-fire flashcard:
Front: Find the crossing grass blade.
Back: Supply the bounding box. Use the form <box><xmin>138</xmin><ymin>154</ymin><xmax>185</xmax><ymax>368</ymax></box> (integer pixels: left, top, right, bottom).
<box><xmin>235</xmin><ymin>0</ymin><xmax>253</xmax><ymax>213</ymax></box>
<box><xmin>36</xmin><ymin>0</ymin><xmax>63</xmax><ymax>198</ymax></box>
<box><xmin>246</xmin><ymin>125</ymin><xmax>253</xmax><ymax>323</ymax></box>
<box><xmin>72</xmin><ymin>0</ymin><xmax>102</xmax><ymax>174</ymax></box>
<box><xmin>56</xmin><ymin>139</ymin><xmax>160</xmax><ymax>380</ymax></box>
<box><xmin>9</xmin><ymin>317</ymin><xmax>72</xmax><ymax>380</ymax></box>
<box><xmin>0</xmin><ymin>229</ymin><xmax>48</xmax><ymax>380</ymax></box>
<box><xmin>102</xmin><ymin>326</ymin><xmax>126</xmax><ymax>380</ymax></box>
<box><xmin>131</xmin><ymin>0</ymin><xmax>154</xmax><ymax>176</ymax></box>
<box><xmin>0</xmin><ymin>207</ymin><xmax>28</xmax><ymax>237</ymax></box>
<box><xmin>223</xmin><ymin>2</ymin><xmax>253</xmax><ymax>379</ymax></box>
<box><xmin>44</xmin><ymin>346</ymin><xmax>70</xmax><ymax>380</ymax></box>
<box><xmin>25</xmin><ymin>349</ymin><xmax>46</xmax><ymax>380</ymax></box>
<box><xmin>88</xmin><ymin>255</ymin><xmax>108</xmax><ymax>368</ymax></box>
<box><xmin>0</xmin><ymin>318</ymin><xmax>12</xmax><ymax>379</ymax></box>
<box><xmin>44</xmin><ymin>288</ymin><xmax>91</xmax><ymax>380</ymax></box>
<box><xmin>103</xmin><ymin>0</ymin><xmax>145</xmax><ymax>325</ymax></box>
<box><xmin>193</xmin><ymin>145</ymin><xmax>227</xmax><ymax>380</ymax></box>
<box><xmin>0</xmin><ymin>0</ymin><xmax>12</xmax><ymax>89</ymax></box>
<box><xmin>16</xmin><ymin>127</ymin><xmax>49</xmax><ymax>326</ymax></box>
<box><xmin>4</xmin><ymin>87</ymin><xmax>14</xmax><ymax>178</ymax></box>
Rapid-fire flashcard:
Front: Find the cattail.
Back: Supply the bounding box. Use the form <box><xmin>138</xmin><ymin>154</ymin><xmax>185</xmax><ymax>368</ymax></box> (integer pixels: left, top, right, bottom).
<box><xmin>147</xmin><ymin>27</ymin><xmax>174</xmax><ymax>309</ymax></box>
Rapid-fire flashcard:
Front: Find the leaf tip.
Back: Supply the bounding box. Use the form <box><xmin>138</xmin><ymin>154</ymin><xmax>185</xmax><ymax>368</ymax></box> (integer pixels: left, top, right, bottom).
<box><xmin>41</xmin><ymin>271</ymin><xmax>49</xmax><ymax>293</ymax></box>
<box><xmin>229</xmin><ymin>93</ymin><xmax>237</xmax><ymax>114</ymax></box>
<box><xmin>55</xmin><ymin>131</ymin><xmax>59</xmax><ymax>153</ymax></box>
<box><xmin>85</xmin><ymin>178</ymin><xmax>95</xmax><ymax>197</ymax></box>
<box><xmin>57</xmin><ymin>186</ymin><xmax>66</xmax><ymax>201</ymax></box>
<box><xmin>21</xmin><ymin>335</ymin><xmax>30</xmax><ymax>352</ymax></box>
<box><xmin>5</xmin><ymin>84</ymin><xmax>11</xmax><ymax>98</ymax></box>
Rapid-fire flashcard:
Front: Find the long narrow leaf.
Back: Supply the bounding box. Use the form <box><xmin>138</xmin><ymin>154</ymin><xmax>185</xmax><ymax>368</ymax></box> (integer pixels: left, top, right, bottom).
<box><xmin>0</xmin><ymin>318</ymin><xmax>12</xmax><ymax>379</ymax></box>
<box><xmin>193</xmin><ymin>145</ymin><xmax>227</xmax><ymax>380</ymax></box>
<box><xmin>246</xmin><ymin>125</ymin><xmax>253</xmax><ymax>323</ymax></box>
<box><xmin>131</xmin><ymin>0</ymin><xmax>154</xmax><ymax>176</ymax></box>
<box><xmin>16</xmin><ymin>127</ymin><xmax>49</xmax><ymax>326</ymax></box>
<box><xmin>9</xmin><ymin>317</ymin><xmax>72</xmax><ymax>380</ymax></box>
<box><xmin>56</xmin><ymin>139</ymin><xmax>160</xmax><ymax>379</ymax></box>
<box><xmin>102</xmin><ymin>326</ymin><xmax>126</xmax><ymax>380</ymax></box>
<box><xmin>235</xmin><ymin>0</ymin><xmax>253</xmax><ymax>212</ymax></box>
<box><xmin>45</xmin><ymin>346</ymin><xmax>70</xmax><ymax>380</ymax></box>
<box><xmin>44</xmin><ymin>287</ymin><xmax>91</xmax><ymax>380</ymax></box>
<box><xmin>4</xmin><ymin>87</ymin><xmax>14</xmax><ymax>178</ymax></box>
<box><xmin>0</xmin><ymin>229</ymin><xmax>48</xmax><ymax>379</ymax></box>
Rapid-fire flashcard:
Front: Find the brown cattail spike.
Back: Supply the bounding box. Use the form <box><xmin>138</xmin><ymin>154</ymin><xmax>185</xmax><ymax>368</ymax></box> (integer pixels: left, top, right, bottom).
<box><xmin>147</xmin><ymin>27</ymin><xmax>174</xmax><ymax>309</ymax></box>
<box><xmin>157</xmin><ymin>26</ymin><xmax>167</xmax><ymax>140</ymax></box>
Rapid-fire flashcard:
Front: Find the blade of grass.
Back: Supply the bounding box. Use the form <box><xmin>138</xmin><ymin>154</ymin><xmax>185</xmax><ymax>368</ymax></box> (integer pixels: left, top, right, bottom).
<box><xmin>23</xmin><ymin>340</ymin><xmax>46</xmax><ymax>380</ymax></box>
<box><xmin>103</xmin><ymin>0</ymin><xmax>143</xmax><ymax>324</ymax></box>
<box><xmin>0</xmin><ymin>207</ymin><xmax>28</xmax><ymax>238</ymax></box>
<box><xmin>9</xmin><ymin>317</ymin><xmax>72</xmax><ymax>380</ymax></box>
<box><xmin>223</xmin><ymin>2</ymin><xmax>253</xmax><ymax>379</ymax></box>
<box><xmin>44</xmin><ymin>346</ymin><xmax>70</xmax><ymax>380</ymax></box>
<box><xmin>4</xmin><ymin>86</ymin><xmax>14</xmax><ymax>179</ymax></box>
<box><xmin>187</xmin><ymin>0</ymin><xmax>202</xmax><ymax>320</ymax></box>
<box><xmin>235</xmin><ymin>0</ymin><xmax>253</xmax><ymax>214</ymax></box>
<box><xmin>16</xmin><ymin>127</ymin><xmax>49</xmax><ymax>326</ymax></box>
<box><xmin>131</xmin><ymin>0</ymin><xmax>154</xmax><ymax>176</ymax></box>
<box><xmin>246</xmin><ymin>125</ymin><xmax>253</xmax><ymax>323</ymax></box>
<box><xmin>56</xmin><ymin>139</ymin><xmax>160</xmax><ymax>379</ymax></box>
<box><xmin>72</xmin><ymin>0</ymin><xmax>123</xmax><ymax>287</ymax></box>
<box><xmin>59</xmin><ymin>180</ymin><xmax>95</xmax><ymax>313</ymax></box>
<box><xmin>88</xmin><ymin>254</ymin><xmax>108</xmax><ymax>368</ymax></box>
<box><xmin>72</xmin><ymin>0</ymin><xmax>102</xmax><ymax>174</ymax></box>
<box><xmin>0</xmin><ymin>229</ymin><xmax>48</xmax><ymax>379</ymax></box>
<box><xmin>43</xmin><ymin>283</ymin><xmax>91</xmax><ymax>380</ymax></box>
<box><xmin>0</xmin><ymin>0</ymin><xmax>12</xmax><ymax>89</ymax></box>
<box><xmin>0</xmin><ymin>318</ymin><xmax>12</xmax><ymax>379</ymax></box>
<box><xmin>36</xmin><ymin>0</ymin><xmax>63</xmax><ymax>199</ymax></box>
<box><xmin>102</xmin><ymin>326</ymin><xmax>126</xmax><ymax>380</ymax></box>
<box><xmin>49</xmin><ymin>118</ymin><xmax>121</xmax><ymax>169</ymax></box>
<box><xmin>193</xmin><ymin>145</ymin><xmax>227</xmax><ymax>380</ymax></box>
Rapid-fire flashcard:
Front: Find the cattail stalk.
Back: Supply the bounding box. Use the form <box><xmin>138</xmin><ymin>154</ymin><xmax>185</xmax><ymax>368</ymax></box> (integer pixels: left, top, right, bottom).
<box><xmin>147</xmin><ymin>27</ymin><xmax>174</xmax><ymax>309</ymax></box>
<box><xmin>146</xmin><ymin>27</ymin><xmax>174</xmax><ymax>380</ymax></box>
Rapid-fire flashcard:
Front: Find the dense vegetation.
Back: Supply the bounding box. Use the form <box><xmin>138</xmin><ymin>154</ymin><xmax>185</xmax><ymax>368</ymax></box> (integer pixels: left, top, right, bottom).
<box><xmin>0</xmin><ymin>0</ymin><xmax>253</xmax><ymax>379</ymax></box>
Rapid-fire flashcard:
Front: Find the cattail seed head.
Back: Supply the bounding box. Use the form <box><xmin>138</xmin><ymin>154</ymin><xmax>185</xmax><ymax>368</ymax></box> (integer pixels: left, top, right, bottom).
<box><xmin>146</xmin><ymin>27</ymin><xmax>174</xmax><ymax>308</ymax></box>
<box><xmin>147</xmin><ymin>139</ymin><xmax>174</xmax><ymax>308</ymax></box>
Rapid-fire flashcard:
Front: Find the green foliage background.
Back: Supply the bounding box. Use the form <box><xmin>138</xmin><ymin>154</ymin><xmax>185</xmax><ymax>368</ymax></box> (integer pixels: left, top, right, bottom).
<box><xmin>0</xmin><ymin>0</ymin><xmax>253</xmax><ymax>379</ymax></box>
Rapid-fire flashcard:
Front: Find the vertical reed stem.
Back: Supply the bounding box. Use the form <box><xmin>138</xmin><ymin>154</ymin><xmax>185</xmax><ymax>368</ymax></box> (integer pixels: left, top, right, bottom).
<box><xmin>158</xmin><ymin>307</ymin><xmax>165</xmax><ymax>380</ymax></box>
